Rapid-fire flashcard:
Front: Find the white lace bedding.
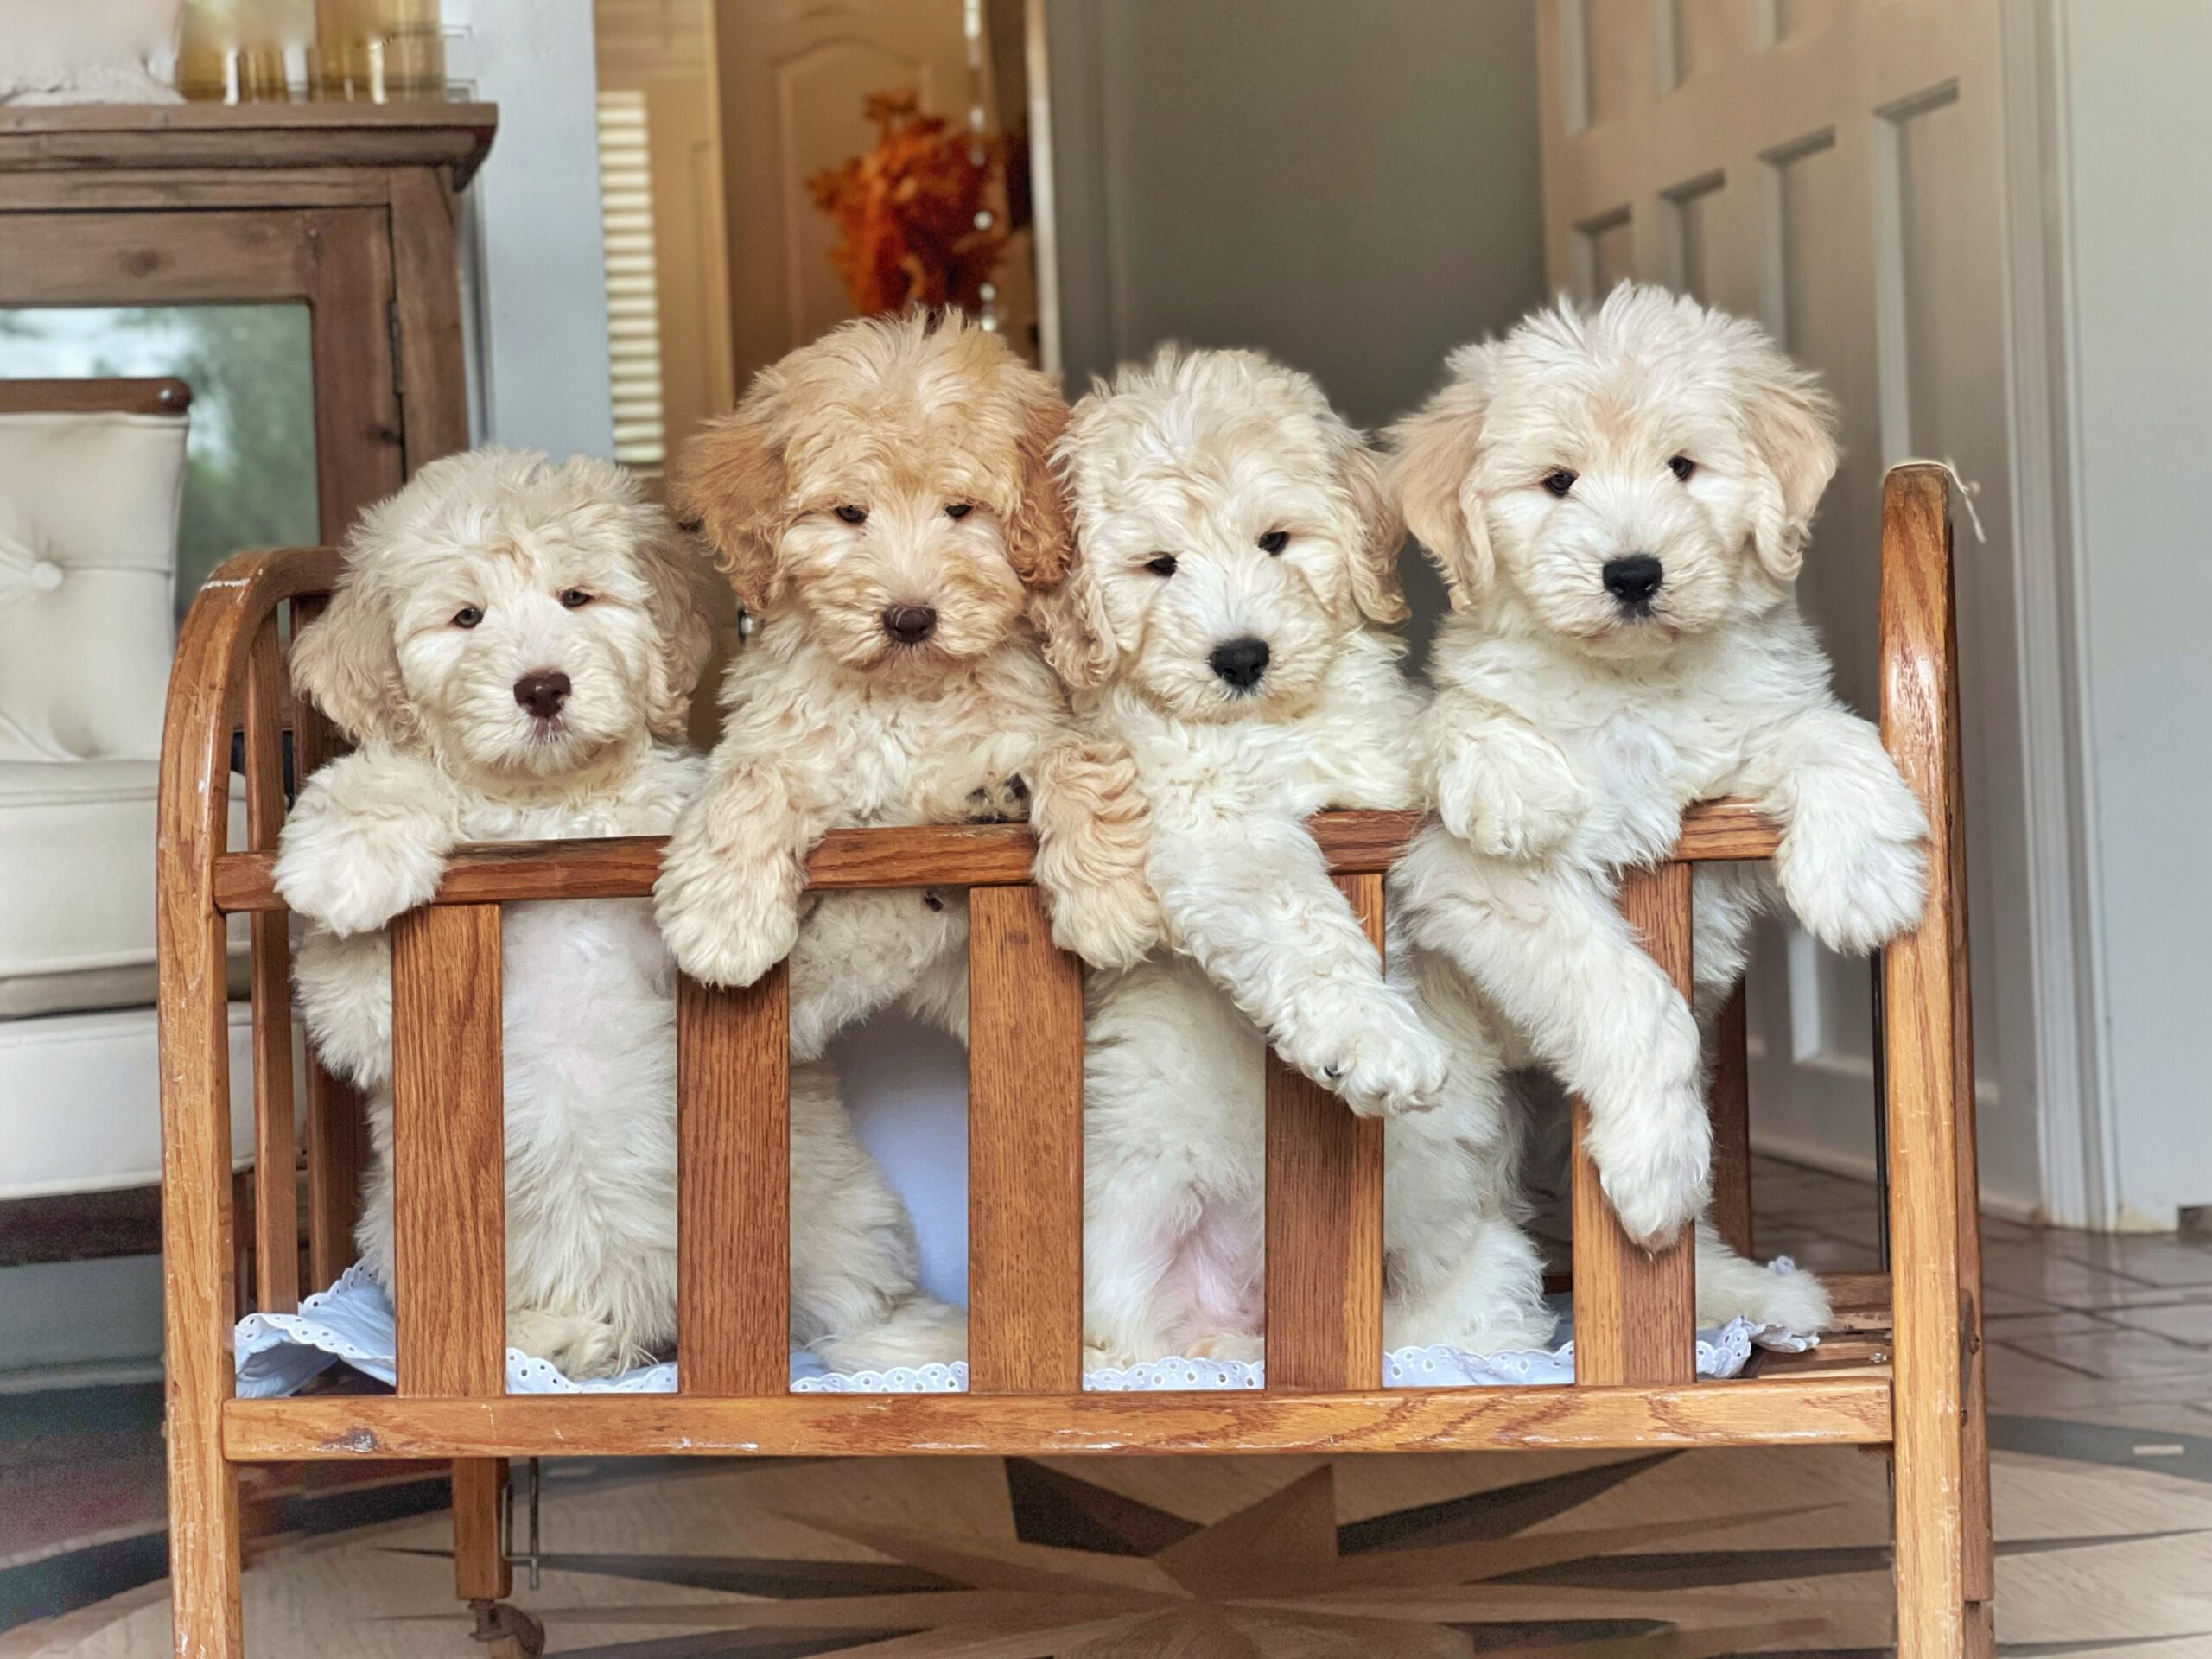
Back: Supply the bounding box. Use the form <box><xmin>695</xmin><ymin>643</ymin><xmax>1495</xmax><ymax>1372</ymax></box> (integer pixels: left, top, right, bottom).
<box><xmin>234</xmin><ymin>1262</ymin><xmax>1817</xmax><ymax>1397</ymax></box>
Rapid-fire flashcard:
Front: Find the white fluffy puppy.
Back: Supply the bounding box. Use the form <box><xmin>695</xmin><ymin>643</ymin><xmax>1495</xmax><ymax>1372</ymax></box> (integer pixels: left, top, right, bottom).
<box><xmin>1389</xmin><ymin>286</ymin><xmax>1928</xmax><ymax>1327</ymax></box>
<box><xmin>653</xmin><ymin>310</ymin><xmax>1153</xmax><ymax>1054</ymax></box>
<box><xmin>1044</xmin><ymin>347</ymin><xmax>1553</xmax><ymax>1367</ymax></box>
<box><xmin>278</xmin><ymin>448</ymin><xmax>960</xmax><ymax>1377</ymax></box>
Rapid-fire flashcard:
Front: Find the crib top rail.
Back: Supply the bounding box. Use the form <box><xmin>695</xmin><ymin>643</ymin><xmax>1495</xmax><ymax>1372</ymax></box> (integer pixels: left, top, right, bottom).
<box><xmin>206</xmin><ymin>799</ymin><xmax>1781</xmax><ymax>912</ymax></box>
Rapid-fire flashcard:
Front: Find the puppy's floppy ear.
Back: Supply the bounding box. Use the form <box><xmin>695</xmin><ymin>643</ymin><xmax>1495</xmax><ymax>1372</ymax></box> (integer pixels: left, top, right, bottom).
<box><xmin>634</xmin><ymin>513</ymin><xmax>719</xmax><ymax>740</ymax></box>
<box><xmin>1388</xmin><ymin>344</ymin><xmax>1497</xmax><ymax>613</ymax></box>
<box><xmin>1337</xmin><ymin>436</ymin><xmax>1410</xmax><ymax>626</ymax></box>
<box><xmin>289</xmin><ymin>574</ymin><xmax>416</xmax><ymax>747</ymax></box>
<box><xmin>1001</xmin><ymin>371</ymin><xmax>1077</xmax><ymax>588</ymax></box>
<box><xmin>1738</xmin><ymin>339</ymin><xmax>1840</xmax><ymax>583</ymax></box>
<box><xmin>1029</xmin><ymin>546</ymin><xmax>1120</xmax><ymax>690</ymax></box>
<box><xmin>669</xmin><ymin>398</ymin><xmax>789</xmax><ymax>615</ymax></box>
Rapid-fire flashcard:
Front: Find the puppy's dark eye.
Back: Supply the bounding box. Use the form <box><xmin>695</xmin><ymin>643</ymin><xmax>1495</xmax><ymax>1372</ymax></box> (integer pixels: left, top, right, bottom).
<box><xmin>1542</xmin><ymin>469</ymin><xmax>1577</xmax><ymax>498</ymax></box>
<box><xmin>453</xmin><ymin>606</ymin><xmax>483</xmax><ymax>629</ymax></box>
<box><xmin>944</xmin><ymin>502</ymin><xmax>973</xmax><ymax>520</ymax></box>
<box><xmin>560</xmin><ymin>588</ymin><xmax>592</xmax><ymax>608</ymax></box>
<box><xmin>834</xmin><ymin>505</ymin><xmax>868</xmax><ymax>525</ymax></box>
<box><xmin>1257</xmin><ymin>530</ymin><xmax>1289</xmax><ymax>555</ymax></box>
<box><xmin>1669</xmin><ymin>454</ymin><xmax>1697</xmax><ymax>482</ymax></box>
<box><xmin>1145</xmin><ymin>554</ymin><xmax>1178</xmax><ymax>576</ymax></box>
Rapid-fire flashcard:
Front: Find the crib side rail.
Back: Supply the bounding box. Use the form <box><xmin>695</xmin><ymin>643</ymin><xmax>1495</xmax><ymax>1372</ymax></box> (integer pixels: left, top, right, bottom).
<box><xmin>156</xmin><ymin>545</ymin><xmax>341</xmax><ymax>1655</ymax></box>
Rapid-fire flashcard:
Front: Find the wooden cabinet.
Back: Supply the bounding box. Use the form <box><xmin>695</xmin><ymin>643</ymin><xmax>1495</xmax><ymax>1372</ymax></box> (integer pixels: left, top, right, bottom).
<box><xmin>0</xmin><ymin>103</ymin><xmax>498</xmax><ymax>541</ymax></box>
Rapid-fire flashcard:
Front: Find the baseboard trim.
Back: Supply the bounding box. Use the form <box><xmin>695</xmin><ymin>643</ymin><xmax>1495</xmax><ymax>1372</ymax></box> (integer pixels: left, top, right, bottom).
<box><xmin>1751</xmin><ymin>1128</ymin><xmax>2046</xmax><ymax>1225</ymax></box>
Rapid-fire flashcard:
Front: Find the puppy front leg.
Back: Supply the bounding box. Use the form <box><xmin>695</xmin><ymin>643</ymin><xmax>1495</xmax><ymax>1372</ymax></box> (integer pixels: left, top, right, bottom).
<box><xmin>1427</xmin><ymin>695</ymin><xmax>1591</xmax><ymax>861</ymax></box>
<box><xmin>654</xmin><ymin>751</ymin><xmax>823</xmax><ymax>988</ymax></box>
<box><xmin>1394</xmin><ymin>827</ymin><xmax>1710</xmax><ymax>1246</ymax></box>
<box><xmin>1740</xmin><ymin>706</ymin><xmax>1929</xmax><ymax>955</ymax></box>
<box><xmin>1028</xmin><ymin>737</ymin><xmax>1162</xmax><ymax>970</ymax></box>
<box><xmin>1154</xmin><ymin>819</ymin><xmax>1447</xmax><ymax>1117</ymax></box>
<box><xmin>273</xmin><ymin>748</ymin><xmax>465</xmax><ymax>938</ymax></box>
<box><xmin>786</xmin><ymin>889</ymin><xmax>968</xmax><ymax>1059</ymax></box>
<box><xmin>291</xmin><ymin>925</ymin><xmax>395</xmax><ymax>1090</ymax></box>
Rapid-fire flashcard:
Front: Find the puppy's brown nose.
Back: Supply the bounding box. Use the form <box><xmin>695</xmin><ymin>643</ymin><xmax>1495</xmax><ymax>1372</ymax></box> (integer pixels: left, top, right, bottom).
<box><xmin>513</xmin><ymin>671</ymin><xmax>571</xmax><ymax>719</ymax></box>
<box><xmin>882</xmin><ymin>604</ymin><xmax>938</xmax><ymax>645</ymax></box>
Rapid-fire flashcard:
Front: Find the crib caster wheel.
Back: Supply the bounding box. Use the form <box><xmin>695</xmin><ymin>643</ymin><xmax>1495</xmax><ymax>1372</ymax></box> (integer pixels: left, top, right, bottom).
<box><xmin>469</xmin><ymin>1598</ymin><xmax>545</xmax><ymax>1659</ymax></box>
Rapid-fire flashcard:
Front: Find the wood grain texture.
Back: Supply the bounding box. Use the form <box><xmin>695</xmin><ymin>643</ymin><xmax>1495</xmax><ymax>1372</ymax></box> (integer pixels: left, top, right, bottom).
<box><xmin>156</xmin><ymin>551</ymin><xmax>340</xmax><ymax>1659</ymax></box>
<box><xmin>289</xmin><ymin>594</ymin><xmax>368</xmax><ymax>1292</ymax></box>
<box><xmin>1264</xmin><ymin>874</ymin><xmax>1385</xmax><ymax>1392</ymax></box>
<box><xmin>0</xmin><ymin>101</ymin><xmax>497</xmax><ymax>184</ymax></box>
<box><xmin>1571</xmin><ymin>861</ymin><xmax>1697</xmax><ymax>1386</ymax></box>
<box><xmin>390</xmin><ymin>903</ymin><xmax>512</xmax><ymax>1606</ymax></box>
<box><xmin>677</xmin><ymin>970</ymin><xmax>790</xmax><ymax>1395</ymax></box>
<box><xmin>968</xmin><ymin>885</ymin><xmax>1084</xmax><ymax>1393</ymax></box>
<box><xmin>224</xmin><ymin>1373</ymin><xmax>1895</xmax><ymax>1461</ymax></box>
<box><xmin>386</xmin><ymin>167</ymin><xmax>473</xmax><ymax>471</ymax></box>
<box><xmin>208</xmin><ymin>799</ymin><xmax>1786</xmax><ymax>914</ymax></box>
<box><xmin>389</xmin><ymin>904</ymin><xmax>506</xmax><ymax>1398</ymax></box>
<box><xmin>1709</xmin><ymin>982</ymin><xmax>1754</xmax><ymax>1258</ymax></box>
<box><xmin>244</xmin><ymin>613</ymin><xmax>299</xmax><ymax>1314</ymax></box>
<box><xmin>1878</xmin><ymin>464</ymin><xmax>1984</xmax><ymax>1655</ymax></box>
<box><xmin>302</xmin><ymin>207</ymin><xmax>406</xmax><ymax>543</ymax></box>
<box><xmin>0</xmin><ymin>210</ymin><xmax>315</xmax><ymax>305</ymax></box>
<box><xmin>0</xmin><ymin>376</ymin><xmax>188</xmax><ymax>415</ymax></box>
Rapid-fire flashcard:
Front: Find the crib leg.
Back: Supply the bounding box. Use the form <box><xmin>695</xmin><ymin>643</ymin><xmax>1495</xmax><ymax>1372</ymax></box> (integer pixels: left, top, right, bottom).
<box><xmin>454</xmin><ymin>1459</ymin><xmax>512</xmax><ymax>1605</ymax></box>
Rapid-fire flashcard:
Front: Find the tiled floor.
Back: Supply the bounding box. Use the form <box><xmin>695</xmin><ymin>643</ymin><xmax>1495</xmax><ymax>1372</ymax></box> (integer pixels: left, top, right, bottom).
<box><xmin>5</xmin><ymin>1156</ymin><xmax>2211</xmax><ymax>1653</ymax></box>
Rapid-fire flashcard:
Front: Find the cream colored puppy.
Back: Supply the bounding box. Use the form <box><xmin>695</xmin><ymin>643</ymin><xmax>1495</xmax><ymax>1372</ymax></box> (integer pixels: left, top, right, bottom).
<box><xmin>653</xmin><ymin>310</ymin><xmax>1154</xmax><ymax>1054</ymax></box>
<box><xmin>1045</xmin><ymin>347</ymin><xmax>1552</xmax><ymax>1367</ymax></box>
<box><xmin>277</xmin><ymin>448</ymin><xmax>961</xmax><ymax>1378</ymax></box>
<box><xmin>1389</xmin><ymin>286</ymin><xmax>1927</xmax><ymax>1328</ymax></box>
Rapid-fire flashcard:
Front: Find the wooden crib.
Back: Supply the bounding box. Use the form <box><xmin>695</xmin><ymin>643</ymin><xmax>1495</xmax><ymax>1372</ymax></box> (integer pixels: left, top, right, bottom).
<box><xmin>156</xmin><ymin>463</ymin><xmax>1993</xmax><ymax>1656</ymax></box>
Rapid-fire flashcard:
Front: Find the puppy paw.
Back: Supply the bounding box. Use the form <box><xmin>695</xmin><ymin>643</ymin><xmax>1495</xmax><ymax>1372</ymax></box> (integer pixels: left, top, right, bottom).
<box><xmin>653</xmin><ymin>861</ymin><xmax>799</xmax><ymax>988</ymax></box>
<box><xmin>507</xmin><ymin>1307</ymin><xmax>624</xmax><ymax>1381</ymax></box>
<box><xmin>1185</xmin><ymin>1330</ymin><xmax>1266</xmax><ymax>1364</ymax></box>
<box><xmin>1741</xmin><ymin>1263</ymin><xmax>1833</xmax><ymax>1334</ymax></box>
<box><xmin>1586</xmin><ymin>1084</ymin><xmax>1713</xmax><ymax>1249</ymax></box>
<box><xmin>1777</xmin><ymin>816</ymin><xmax>1929</xmax><ymax>956</ymax></box>
<box><xmin>1433</xmin><ymin>732</ymin><xmax>1586</xmax><ymax>860</ymax></box>
<box><xmin>1047</xmin><ymin>864</ymin><xmax>1163</xmax><ymax>970</ymax></box>
<box><xmin>273</xmin><ymin>822</ymin><xmax>447</xmax><ymax>937</ymax></box>
<box><xmin>813</xmin><ymin>1296</ymin><xmax>969</xmax><ymax>1373</ymax></box>
<box><xmin>964</xmin><ymin>773</ymin><xmax>1032</xmax><ymax>824</ymax></box>
<box><xmin>1282</xmin><ymin>988</ymin><xmax>1451</xmax><ymax>1117</ymax></box>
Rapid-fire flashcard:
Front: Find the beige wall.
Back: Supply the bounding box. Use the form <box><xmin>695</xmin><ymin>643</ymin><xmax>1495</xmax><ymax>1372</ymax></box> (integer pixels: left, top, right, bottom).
<box><xmin>1044</xmin><ymin>0</ymin><xmax>1548</xmax><ymax>647</ymax></box>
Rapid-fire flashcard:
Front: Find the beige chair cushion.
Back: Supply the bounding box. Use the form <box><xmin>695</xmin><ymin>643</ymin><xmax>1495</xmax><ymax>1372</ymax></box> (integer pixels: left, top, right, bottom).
<box><xmin>0</xmin><ymin>409</ymin><xmax>186</xmax><ymax>763</ymax></box>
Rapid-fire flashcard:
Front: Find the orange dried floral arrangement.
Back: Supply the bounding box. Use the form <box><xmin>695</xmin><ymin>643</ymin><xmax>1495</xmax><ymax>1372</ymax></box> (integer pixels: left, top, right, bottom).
<box><xmin>809</xmin><ymin>90</ymin><xmax>1008</xmax><ymax>315</ymax></box>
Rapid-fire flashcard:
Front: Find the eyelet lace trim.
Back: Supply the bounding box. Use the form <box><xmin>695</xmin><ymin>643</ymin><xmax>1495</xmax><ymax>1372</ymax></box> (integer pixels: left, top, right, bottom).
<box><xmin>235</xmin><ymin>1260</ymin><xmax>1819</xmax><ymax>1397</ymax></box>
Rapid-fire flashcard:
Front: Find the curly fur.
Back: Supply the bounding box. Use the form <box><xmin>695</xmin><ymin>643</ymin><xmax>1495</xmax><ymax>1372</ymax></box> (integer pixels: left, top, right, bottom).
<box><xmin>655</xmin><ymin>311</ymin><xmax>1158</xmax><ymax>1052</ymax></box>
<box><xmin>278</xmin><ymin>448</ymin><xmax>958</xmax><ymax>1376</ymax></box>
<box><xmin>1043</xmin><ymin>346</ymin><xmax>1553</xmax><ymax>1367</ymax></box>
<box><xmin>1389</xmin><ymin>285</ymin><xmax>1929</xmax><ymax>1330</ymax></box>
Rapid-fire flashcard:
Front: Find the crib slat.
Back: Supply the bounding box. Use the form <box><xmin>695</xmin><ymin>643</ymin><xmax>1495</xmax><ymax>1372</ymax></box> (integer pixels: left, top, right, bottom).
<box><xmin>1710</xmin><ymin>982</ymin><xmax>1754</xmax><ymax>1258</ymax></box>
<box><xmin>391</xmin><ymin>902</ymin><xmax>505</xmax><ymax>1393</ymax></box>
<box><xmin>289</xmin><ymin>594</ymin><xmax>368</xmax><ymax>1291</ymax></box>
<box><xmin>1264</xmin><ymin>873</ymin><xmax>1387</xmax><ymax>1392</ymax></box>
<box><xmin>244</xmin><ymin>613</ymin><xmax>299</xmax><ymax>1313</ymax></box>
<box><xmin>391</xmin><ymin>901</ymin><xmax>510</xmax><ymax>1603</ymax></box>
<box><xmin>968</xmin><ymin>884</ymin><xmax>1083</xmax><ymax>1392</ymax></box>
<box><xmin>1571</xmin><ymin>861</ymin><xmax>1697</xmax><ymax>1385</ymax></box>
<box><xmin>677</xmin><ymin>969</ymin><xmax>790</xmax><ymax>1395</ymax></box>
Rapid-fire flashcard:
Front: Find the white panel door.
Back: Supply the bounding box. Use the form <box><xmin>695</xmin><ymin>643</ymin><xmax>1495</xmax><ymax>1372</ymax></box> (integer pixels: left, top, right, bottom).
<box><xmin>711</xmin><ymin>0</ymin><xmax>988</xmax><ymax>392</ymax></box>
<box><xmin>1535</xmin><ymin>0</ymin><xmax>2035</xmax><ymax>1210</ymax></box>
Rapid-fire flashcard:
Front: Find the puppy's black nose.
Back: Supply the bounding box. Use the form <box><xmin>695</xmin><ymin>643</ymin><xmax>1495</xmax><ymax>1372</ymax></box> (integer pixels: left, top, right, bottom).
<box><xmin>1209</xmin><ymin>636</ymin><xmax>1271</xmax><ymax>690</ymax></box>
<box><xmin>883</xmin><ymin>604</ymin><xmax>938</xmax><ymax>645</ymax></box>
<box><xmin>513</xmin><ymin>671</ymin><xmax>571</xmax><ymax>719</ymax></box>
<box><xmin>1601</xmin><ymin>554</ymin><xmax>1664</xmax><ymax>609</ymax></box>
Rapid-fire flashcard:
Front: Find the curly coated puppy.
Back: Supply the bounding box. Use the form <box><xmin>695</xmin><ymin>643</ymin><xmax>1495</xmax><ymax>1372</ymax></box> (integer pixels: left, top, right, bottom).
<box><xmin>1389</xmin><ymin>285</ymin><xmax>1929</xmax><ymax>1330</ymax></box>
<box><xmin>277</xmin><ymin>448</ymin><xmax>961</xmax><ymax>1377</ymax></box>
<box><xmin>1042</xmin><ymin>346</ymin><xmax>1554</xmax><ymax>1368</ymax></box>
<box><xmin>653</xmin><ymin>309</ymin><xmax>1154</xmax><ymax>1058</ymax></box>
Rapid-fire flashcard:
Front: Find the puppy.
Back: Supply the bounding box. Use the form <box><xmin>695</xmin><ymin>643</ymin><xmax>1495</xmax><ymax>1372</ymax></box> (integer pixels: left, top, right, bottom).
<box><xmin>1389</xmin><ymin>285</ymin><xmax>1928</xmax><ymax>1330</ymax></box>
<box><xmin>278</xmin><ymin>448</ymin><xmax>961</xmax><ymax>1378</ymax></box>
<box><xmin>1045</xmin><ymin>346</ymin><xmax>1553</xmax><ymax>1368</ymax></box>
<box><xmin>653</xmin><ymin>309</ymin><xmax>1154</xmax><ymax>1056</ymax></box>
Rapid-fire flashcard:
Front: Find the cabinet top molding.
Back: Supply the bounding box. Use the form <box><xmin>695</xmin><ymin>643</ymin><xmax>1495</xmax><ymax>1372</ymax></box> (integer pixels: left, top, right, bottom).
<box><xmin>0</xmin><ymin>102</ymin><xmax>499</xmax><ymax>187</ymax></box>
